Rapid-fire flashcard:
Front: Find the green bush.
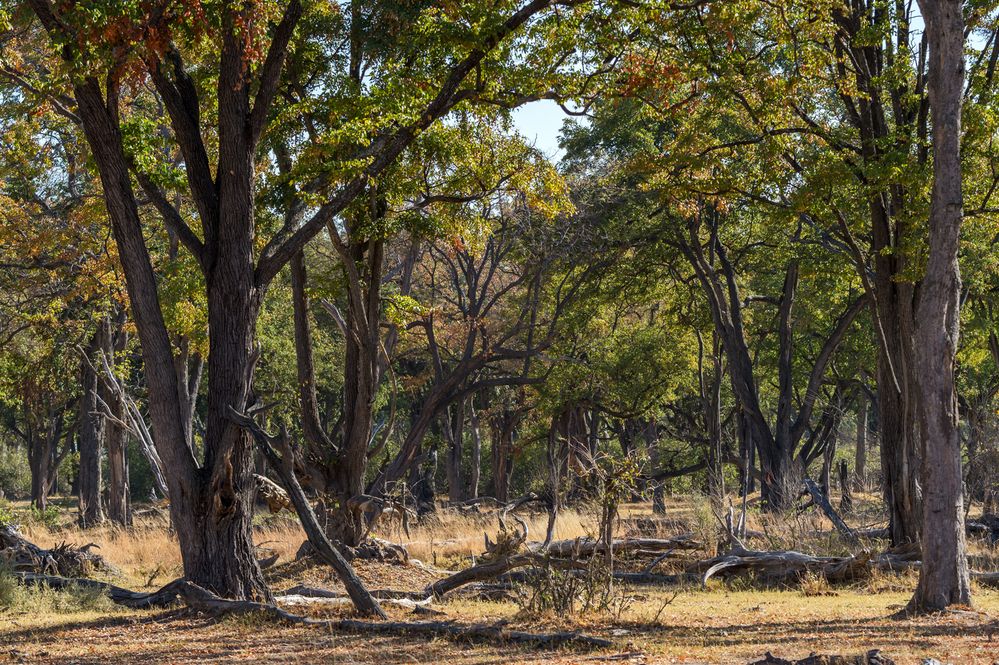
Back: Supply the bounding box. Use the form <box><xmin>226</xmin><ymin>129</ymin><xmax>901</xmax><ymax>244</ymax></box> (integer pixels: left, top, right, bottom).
<box><xmin>27</xmin><ymin>504</ymin><xmax>61</xmax><ymax>530</ymax></box>
<box><xmin>0</xmin><ymin>442</ymin><xmax>30</xmax><ymax>500</ymax></box>
<box><xmin>0</xmin><ymin>499</ymin><xmax>14</xmax><ymax>527</ymax></box>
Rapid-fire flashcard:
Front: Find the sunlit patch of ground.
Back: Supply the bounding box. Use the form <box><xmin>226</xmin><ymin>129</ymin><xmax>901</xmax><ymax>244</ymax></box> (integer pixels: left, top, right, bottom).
<box><xmin>6</xmin><ymin>495</ymin><xmax>999</xmax><ymax>663</ymax></box>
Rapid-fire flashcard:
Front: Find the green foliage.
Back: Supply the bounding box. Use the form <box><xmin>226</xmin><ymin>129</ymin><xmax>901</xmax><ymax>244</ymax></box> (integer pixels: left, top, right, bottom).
<box><xmin>0</xmin><ymin>442</ymin><xmax>30</xmax><ymax>500</ymax></box>
<box><xmin>28</xmin><ymin>505</ymin><xmax>62</xmax><ymax>531</ymax></box>
<box><xmin>0</xmin><ymin>499</ymin><xmax>15</xmax><ymax>528</ymax></box>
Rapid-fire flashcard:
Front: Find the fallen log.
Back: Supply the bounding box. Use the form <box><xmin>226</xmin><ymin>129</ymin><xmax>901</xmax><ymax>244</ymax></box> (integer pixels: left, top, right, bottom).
<box><xmin>692</xmin><ymin>542</ymin><xmax>925</xmax><ymax>586</ymax></box>
<box><xmin>15</xmin><ymin>573</ymin><xmax>185</xmax><ymax>609</ymax></box>
<box><xmin>1</xmin><ymin>525</ymin><xmax>116</xmax><ymax>577</ymax></box>
<box><xmin>539</xmin><ymin>535</ymin><xmax>702</xmax><ymax>558</ymax></box>
<box><xmin>176</xmin><ymin>580</ymin><xmax>611</xmax><ymax>648</ymax></box>
<box><xmin>696</xmin><ymin>548</ymin><xmax>873</xmax><ymax>586</ymax></box>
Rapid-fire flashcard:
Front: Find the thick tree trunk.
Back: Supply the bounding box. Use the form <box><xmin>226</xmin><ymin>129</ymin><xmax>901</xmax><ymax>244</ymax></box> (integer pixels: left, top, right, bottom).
<box><xmin>877</xmin><ymin>300</ymin><xmax>922</xmax><ymax>545</ymax></box>
<box><xmin>908</xmin><ymin>0</ymin><xmax>971</xmax><ymax>612</ymax></box>
<box><xmin>77</xmin><ymin>329</ymin><xmax>105</xmax><ymax>528</ymax></box>
<box><xmin>69</xmin><ymin>78</ymin><xmax>267</xmax><ymax>599</ymax></box>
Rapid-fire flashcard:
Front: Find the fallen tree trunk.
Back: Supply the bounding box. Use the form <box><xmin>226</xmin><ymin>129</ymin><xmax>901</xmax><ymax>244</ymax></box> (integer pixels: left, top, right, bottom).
<box><xmin>538</xmin><ymin>535</ymin><xmax>702</xmax><ymax>558</ymax></box>
<box><xmin>692</xmin><ymin>544</ymin><xmax>923</xmax><ymax>585</ymax></box>
<box><xmin>1</xmin><ymin>525</ymin><xmax>115</xmax><ymax>577</ymax></box>
<box><xmin>15</xmin><ymin>573</ymin><xmax>186</xmax><ymax>609</ymax></box>
<box><xmin>175</xmin><ymin>580</ymin><xmax>611</xmax><ymax>648</ymax></box>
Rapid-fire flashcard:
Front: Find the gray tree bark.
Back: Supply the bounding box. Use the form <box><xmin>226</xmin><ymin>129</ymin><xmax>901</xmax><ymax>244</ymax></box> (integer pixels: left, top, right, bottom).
<box><xmin>854</xmin><ymin>391</ymin><xmax>867</xmax><ymax>491</ymax></box>
<box><xmin>77</xmin><ymin>328</ymin><xmax>105</xmax><ymax>528</ymax></box>
<box><xmin>907</xmin><ymin>0</ymin><xmax>971</xmax><ymax>613</ymax></box>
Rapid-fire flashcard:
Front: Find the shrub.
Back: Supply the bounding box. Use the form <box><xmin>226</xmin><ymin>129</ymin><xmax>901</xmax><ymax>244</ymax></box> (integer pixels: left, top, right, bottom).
<box><xmin>0</xmin><ymin>442</ymin><xmax>30</xmax><ymax>500</ymax></box>
<box><xmin>514</xmin><ymin>554</ymin><xmax>634</xmax><ymax>619</ymax></box>
<box><xmin>27</xmin><ymin>504</ymin><xmax>62</xmax><ymax>531</ymax></box>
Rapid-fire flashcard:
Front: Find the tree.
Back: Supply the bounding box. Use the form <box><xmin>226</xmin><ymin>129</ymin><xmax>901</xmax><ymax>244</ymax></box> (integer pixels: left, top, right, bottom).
<box><xmin>906</xmin><ymin>0</ymin><xmax>971</xmax><ymax>613</ymax></box>
<box><xmin>12</xmin><ymin>0</ymin><xmax>606</xmax><ymax>597</ymax></box>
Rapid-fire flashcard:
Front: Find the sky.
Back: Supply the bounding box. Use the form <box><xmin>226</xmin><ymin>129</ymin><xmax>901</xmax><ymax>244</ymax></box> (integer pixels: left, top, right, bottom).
<box><xmin>510</xmin><ymin>99</ymin><xmax>573</xmax><ymax>162</ymax></box>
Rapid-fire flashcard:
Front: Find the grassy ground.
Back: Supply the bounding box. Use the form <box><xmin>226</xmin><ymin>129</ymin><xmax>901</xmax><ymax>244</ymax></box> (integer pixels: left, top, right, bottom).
<box><xmin>3</xmin><ymin>495</ymin><xmax>999</xmax><ymax>664</ymax></box>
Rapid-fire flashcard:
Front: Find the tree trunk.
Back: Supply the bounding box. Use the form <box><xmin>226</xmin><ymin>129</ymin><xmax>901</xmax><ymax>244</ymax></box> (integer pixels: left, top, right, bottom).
<box><xmin>839</xmin><ymin>460</ymin><xmax>853</xmax><ymax>514</ymax></box>
<box><xmin>28</xmin><ymin>438</ymin><xmax>51</xmax><ymax>512</ymax></box>
<box><xmin>78</xmin><ymin>328</ymin><xmax>105</xmax><ymax>528</ymax></box>
<box><xmin>468</xmin><ymin>398</ymin><xmax>482</xmax><ymax>499</ymax></box>
<box><xmin>877</xmin><ymin>304</ymin><xmax>922</xmax><ymax>545</ymax></box>
<box><xmin>490</xmin><ymin>408</ymin><xmax>516</xmax><ymax>503</ymax></box>
<box><xmin>854</xmin><ymin>391</ymin><xmax>868</xmax><ymax>492</ymax></box>
<box><xmin>443</xmin><ymin>397</ymin><xmax>466</xmax><ymax>503</ymax></box>
<box><xmin>821</xmin><ymin>433</ymin><xmax>835</xmax><ymax>500</ymax></box>
<box><xmin>102</xmin><ymin>315</ymin><xmax>130</xmax><ymax>526</ymax></box>
<box><xmin>908</xmin><ymin>0</ymin><xmax>971</xmax><ymax>612</ymax></box>
<box><xmin>105</xmin><ymin>390</ymin><xmax>130</xmax><ymax>526</ymax></box>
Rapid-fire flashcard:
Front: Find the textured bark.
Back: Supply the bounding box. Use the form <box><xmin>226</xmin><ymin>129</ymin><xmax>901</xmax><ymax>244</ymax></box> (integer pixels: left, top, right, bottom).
<box><xmin>77</xmin><ymin>328</ymin><xmax>105</xmax><ymax>528</ymax></box>
<box><xmin>907</xmin><ymin>0</ymin><xmax>971</xmax><ymax>612</ymax></box>
<box><xmin>103</xmin><ymin>314</ymin><xmax>130</xmax><ymax>525</ymax></box>
<box><xmin>443</xmin><ymin>397</ymin><xmax>467</xmax><ymax>502</ymax></box>
<box><xmin>854</xmin><ymin>391</ymin><xmax>867</xmax><ymax>491</ymax></box>
<box><xmin>489</xmin><ymin>407</ymin><xmax>519</xmax><ymax>502</ymax></box>
<box><xmin>467</xmin><ymin>398</ymin><xmax>482</xmax><ymax>499</ymax></box>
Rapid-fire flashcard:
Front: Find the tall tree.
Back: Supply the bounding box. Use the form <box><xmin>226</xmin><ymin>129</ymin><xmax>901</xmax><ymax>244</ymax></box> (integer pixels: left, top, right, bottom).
<box><xmin>13</xmin><ymin>0</ymin><xmax>606</xmax><ymax>597</ymax></box>
<box><xmin>907</xmin><ymin>0</ymin><xmax>971</xmax><ymax>613</ymax></box>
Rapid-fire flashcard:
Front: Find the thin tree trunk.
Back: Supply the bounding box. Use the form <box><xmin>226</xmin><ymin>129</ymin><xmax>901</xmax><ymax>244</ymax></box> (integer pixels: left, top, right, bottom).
<box><xmin>468</xmin><ymin>398</ymin><xmax>482</xmax><ymax>499</ymax></box>
<box><xmin>854</xmin><ymin>391</ymin><xmax>868</xmax><ymax>492</ymax></box>
<box><xmin>908</xmin><ymin>0</ymin><xmax>971</xmax><ymax>612</ymax></box>
<box><xmin>103</xmin><ymin>316</ymin><xmax>130</xmax><ymax>526</ymax></box>
<box><xmin>444</xmin><ymin>398</ymin><xmax>466</xmax><ymax>503</ymax></box>
<box><xmin>78</xmin><ymin>328</ymin><xmax>105</xmax><ymax>528</ymax></box>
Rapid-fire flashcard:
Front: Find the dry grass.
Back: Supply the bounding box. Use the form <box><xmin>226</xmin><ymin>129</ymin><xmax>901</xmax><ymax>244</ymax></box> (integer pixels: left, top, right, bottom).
<box><xmin>6</xmin><ymin>494</ymin><xmax>999</xmax><ymax>664</ymax></box>
<box><xmin>392</xmin><ymin>507</ymin><xmax>595</xmax><ymax>567</ymax></box>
